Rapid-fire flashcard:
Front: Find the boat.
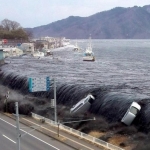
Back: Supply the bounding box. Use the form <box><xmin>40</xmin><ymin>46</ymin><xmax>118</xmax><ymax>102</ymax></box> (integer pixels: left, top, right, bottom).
<box><xmin>83</xmin><ymin>36</ymin><xmax>95</xmax><ymax>61</ymax></box>
<box><xmin>73</xmin><ymin>40</ymin><xmax>81</xmax><ymax>52</ymax></box>
<box><xmin>32</xmin><ymin>51</ymin><xmax>44</xmax><ymax>58</ymax></box>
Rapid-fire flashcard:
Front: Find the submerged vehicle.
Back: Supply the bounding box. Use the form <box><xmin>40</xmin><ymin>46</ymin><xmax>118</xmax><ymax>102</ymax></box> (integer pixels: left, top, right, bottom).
<box><xmin>121</xmin><ymin>102</ymin><xmax>141</xmax><ymax>126</ymax></box>
<box><xmin>70</xmin><ymin>94</ymin><xmax>95</xmax><ymax>114</ymax></box>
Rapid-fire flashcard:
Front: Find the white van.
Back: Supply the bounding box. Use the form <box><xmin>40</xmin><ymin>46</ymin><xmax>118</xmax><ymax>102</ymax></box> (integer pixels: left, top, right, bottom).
<box><xmin>70</xmin><ymin>94</ymin><xmax>95</xmax><ymax>114</ymax></box>
<box><xmin>121</xmin><ymin>102</ymin><xmax>141</xmax><ymax>126</ymax></box>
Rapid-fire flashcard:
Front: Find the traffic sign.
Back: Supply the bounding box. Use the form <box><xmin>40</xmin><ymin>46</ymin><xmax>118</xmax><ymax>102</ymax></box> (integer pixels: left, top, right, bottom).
<box><xmin>28</xmin><ymin>77</ymin><xmax>50</xmax><ymax>92</ymax></box>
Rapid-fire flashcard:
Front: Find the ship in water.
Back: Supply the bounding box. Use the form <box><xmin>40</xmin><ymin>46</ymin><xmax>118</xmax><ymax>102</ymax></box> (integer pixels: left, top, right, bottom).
<box><xmin>83</xmin><ymin>35</ymin><xmax>95</xmax><ymax>61</ymax></box>
<box><xmin>73</xmin><ymin>40</ymin><xmax>82</xmax><ymax>52</ymax></box>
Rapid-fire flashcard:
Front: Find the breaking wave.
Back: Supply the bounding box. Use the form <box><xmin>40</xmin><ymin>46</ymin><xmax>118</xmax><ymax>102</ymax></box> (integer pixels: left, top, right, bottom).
<box><xmin>1</xmin><ymin>71</ymin><xmax>150</xmax><ymax>133</ymax></box>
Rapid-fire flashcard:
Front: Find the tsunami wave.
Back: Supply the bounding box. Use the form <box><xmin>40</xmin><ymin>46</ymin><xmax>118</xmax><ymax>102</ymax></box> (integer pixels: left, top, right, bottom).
<box><xmin>0</xmin><ymin>71</ymin><xmax>150</xmax><ymax>133</ymax></box>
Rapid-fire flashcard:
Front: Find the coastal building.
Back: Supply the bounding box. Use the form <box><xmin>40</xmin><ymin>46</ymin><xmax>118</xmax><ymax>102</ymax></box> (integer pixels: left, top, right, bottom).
<box><xmin>40</xmin><ymin>36</ymin><xmax>55</xmax><ymax>43</ymax></box>
<box><xmin>0</xmin><ymin>49</ymin><xmax>4</xmax><ymax>65</ymax></box>
<box><xmin>35</xmin><ymin>40</ymin><xmax>50</xmax><ymax>50</ymax></box>
<box><xmin>39</xmin><ymin>36</ymin><xmax>70</xmax><ymax>48</ymax></box>
<box><xmin>0</xmin><ymin>49</ymin><xmax>4</xmax><ymax>60</ymax></box>
<box><xmin>1</xmin><ymin>39</ymin><xmax>28</xmax><ymax>47</ymax></box>
<box><xmin>3</xmin><ymin>47</ymin><xmax>23</xmax><ymax>57</ymax></box>
<box><xmin>19</xmin><ymin>43</ymin><xmax>34</xmax><ymax>54</ymax></box>
<box><xmin>38</xmin><ymin>37</ymin><xmax>56</xmax><ymax>49</ymax></box>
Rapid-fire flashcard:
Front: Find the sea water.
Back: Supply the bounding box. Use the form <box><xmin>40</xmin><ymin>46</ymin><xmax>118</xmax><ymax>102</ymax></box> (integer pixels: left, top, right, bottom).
<box><xmin>1</xmin><ymin>39</ymin><xmax>150</xmax><ymax>130</ymax></box>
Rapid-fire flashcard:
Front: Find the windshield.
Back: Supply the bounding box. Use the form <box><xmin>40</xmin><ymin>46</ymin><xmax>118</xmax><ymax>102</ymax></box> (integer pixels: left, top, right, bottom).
<box><xmin>130</xmin><ymin>107</ymin><xmax>138</xmax><ymax>115</ymax></box>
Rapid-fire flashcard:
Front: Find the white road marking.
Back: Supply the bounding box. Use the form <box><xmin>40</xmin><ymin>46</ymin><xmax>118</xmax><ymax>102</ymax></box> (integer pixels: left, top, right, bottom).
<box><xmin>0</xmin><ymin>118</ymin><xmax>60</xmax><ymax>150</ymax></box>
<box><xmin>23</xmin><ymin>118</ymin><xmax>94</xmax><ymax>150</ymax></box>
<box><xmin>3</xmin><ymin>134</ymin><xmax>16</xmax><ymax>143</ymax></box>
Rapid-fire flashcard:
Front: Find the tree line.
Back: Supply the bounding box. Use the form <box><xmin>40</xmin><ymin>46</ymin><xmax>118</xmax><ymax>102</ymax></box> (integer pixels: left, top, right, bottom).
<box><xmin>0</xmin><ymin>19</ymin><xmax>32</xmax><ymax>40</ymax></box>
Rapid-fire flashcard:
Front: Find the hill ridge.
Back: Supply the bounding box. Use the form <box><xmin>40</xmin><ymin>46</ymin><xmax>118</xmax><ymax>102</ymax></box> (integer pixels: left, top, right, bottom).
<box><xmin>26</xmin><ymin>5</ymin><xmax>150</xmax><ymax>39</ymax></box>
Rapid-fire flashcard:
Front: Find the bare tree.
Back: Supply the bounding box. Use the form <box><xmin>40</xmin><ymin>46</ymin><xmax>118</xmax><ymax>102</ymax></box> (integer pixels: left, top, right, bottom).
<box><xmin>0</xmin><ymin>19</ymin><xmax>30</xmax><ymax>40</ymax></box>
<box><xmin>1</xmin><ymin>19</ymin><xmax>12</xmax><ymax>31</ymax></box>
<box><xmin>10</xmin><ymin>21</ymin><xmax>21</xmax><ymax>30</ymax></box>
<box><xmin>1</xmin><ymin>19</ymin><xmax>21</xmax><ymax>31</ymax></box>
<box><xmin>0</xmin><ymin>25</ymin><xmax>3</xmax><ymax>30</ymax></box>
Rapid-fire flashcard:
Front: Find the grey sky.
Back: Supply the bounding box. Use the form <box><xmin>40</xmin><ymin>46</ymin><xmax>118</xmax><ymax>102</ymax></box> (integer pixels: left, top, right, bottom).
<box><xmin>0</xmin><ymin>0</ymin><xmax>150</xmax><ymax>28</ymax></box>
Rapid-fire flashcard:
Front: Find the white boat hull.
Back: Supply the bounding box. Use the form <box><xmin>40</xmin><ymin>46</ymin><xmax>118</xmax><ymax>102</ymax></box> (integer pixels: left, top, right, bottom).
<box><xmin>32</xmin><ymin>52</ymin><xmax>44</xmax><ymax>57</ymax></box>
<box><xmin>83</xmin><ymin>56</ymin><xmax>95</xmax><ymax>61</ymax></box>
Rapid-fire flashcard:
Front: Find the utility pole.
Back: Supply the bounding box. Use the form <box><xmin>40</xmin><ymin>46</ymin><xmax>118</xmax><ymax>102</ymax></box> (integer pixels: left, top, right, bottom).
<box><xmin>15</xmin><ymin>102</ymin><xmax>20</xmax><ymax>150</ymax></box>
<box><xmin>28</xmin><ymin>76</ymin><xmax>57</xmax><ymax>124</ymax></box>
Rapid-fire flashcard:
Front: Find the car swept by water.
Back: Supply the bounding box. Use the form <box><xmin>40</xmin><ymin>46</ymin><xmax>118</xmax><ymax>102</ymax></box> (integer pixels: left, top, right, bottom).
<box><xmin>121</xmin><ymin>102</ymin><xmax>141</xmax><ymax>126</ymax></box>
<box><xmin>70</xmin><ymin>94</ymin><xmax>95</xmax><ymax>114</ymax></box>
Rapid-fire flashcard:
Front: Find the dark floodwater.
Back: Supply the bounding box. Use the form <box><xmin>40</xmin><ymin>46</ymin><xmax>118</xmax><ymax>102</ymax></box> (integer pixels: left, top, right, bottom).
<box><xmin>1</xmin><ymin>39</ymin><xmax>150</xmax><ymax>132</ymax></box>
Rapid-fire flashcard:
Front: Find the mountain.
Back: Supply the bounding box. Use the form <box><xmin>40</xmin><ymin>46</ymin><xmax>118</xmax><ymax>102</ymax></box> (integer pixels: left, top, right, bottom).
<box><xmin>26</xmin><ymin>5</ymin><xmax>150</xmax><ymax>39</ymax></box>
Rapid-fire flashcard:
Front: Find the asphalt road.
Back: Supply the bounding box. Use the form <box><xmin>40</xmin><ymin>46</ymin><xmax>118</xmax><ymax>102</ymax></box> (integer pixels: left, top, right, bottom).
<box><xmin>0</xmin><ymin>114</ymin><xmax>75</xmax><ymax>150</ymax></box>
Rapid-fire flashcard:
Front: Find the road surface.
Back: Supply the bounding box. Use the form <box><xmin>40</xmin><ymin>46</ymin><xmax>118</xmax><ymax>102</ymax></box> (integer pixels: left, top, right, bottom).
<box><xmin>0</xmin><ymin>114</ymin><xmax>75</xmax><ymax>150</ymax></box>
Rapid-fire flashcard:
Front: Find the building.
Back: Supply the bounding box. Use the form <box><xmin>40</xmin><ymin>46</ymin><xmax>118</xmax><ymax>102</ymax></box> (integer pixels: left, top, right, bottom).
<box><xmin>0</xmin><ymin>49</ymin><xmax>4</xmax><ymax>65</ymax></box>
<box><xmin>3</xmin><ymin>47</ymin><xmax>23</xmax><ymax>57</ymax></box>
<box><xmin>19</xmin><ymin>43</ymin><xmax>34</xmax><ymax>54</ymax></box>
<box><xmin>35</xmin><ymin>40</ymin><xmax>50</xmax><ymax>50</ymax></box>
<box><xmin>39</xmin><ymin>36</ymin><xmax>69</xmax><ymax>48</ymax></box>
<box><xmin>0</xmin><ymin>49</ymin><xmax>4</xmax><ymax>59</ymax></box>
<box><xmin>1</xmin><ymin>39</ymin><xmax>28</xmax><ymax>47</ymax></box>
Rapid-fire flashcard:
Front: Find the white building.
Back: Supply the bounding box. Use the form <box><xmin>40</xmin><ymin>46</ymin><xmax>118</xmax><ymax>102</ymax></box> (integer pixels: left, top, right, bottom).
<box><xmin>20</xmin><ymin>43</ymin><xmax>34</xmax><ymax>54</ymax></box>
<box><xmin>3</xmin><ymin>47</ymin><xmax>23</xmax><ymax>57</ymax></box>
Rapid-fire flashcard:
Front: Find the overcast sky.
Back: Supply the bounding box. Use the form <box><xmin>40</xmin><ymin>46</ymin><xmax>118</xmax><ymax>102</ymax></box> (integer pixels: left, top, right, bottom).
<box><xmin>0</xmin><ymin>0</ymin><xmax>150</xmax><ymax>28</ymax></box>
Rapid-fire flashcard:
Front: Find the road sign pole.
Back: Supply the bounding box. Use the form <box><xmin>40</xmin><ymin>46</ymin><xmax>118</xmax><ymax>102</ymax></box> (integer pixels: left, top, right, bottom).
<box><xmin>54</xmin><ymin>78</ymin><xmax>57</xmax><ymax>124</ymax></box>
<box><xmin>15</xmin><ymin>102</ymin><xmax>20</xmax><ymax>150</ymax></box>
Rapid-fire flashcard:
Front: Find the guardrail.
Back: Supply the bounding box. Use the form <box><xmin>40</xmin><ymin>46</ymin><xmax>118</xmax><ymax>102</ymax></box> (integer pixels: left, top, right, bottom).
<box><xmin>31</xmin><ymin>113</ymin><xmax>124</xmax><ymax>150</ymax></box>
